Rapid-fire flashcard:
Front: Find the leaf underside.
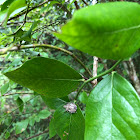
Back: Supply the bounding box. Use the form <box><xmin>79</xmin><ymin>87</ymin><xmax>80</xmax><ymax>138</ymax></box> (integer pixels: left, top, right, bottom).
<box><xmin>85</xmin><ymin>72</ymin><xmax>140</xmax><ymax>140</ymax></box>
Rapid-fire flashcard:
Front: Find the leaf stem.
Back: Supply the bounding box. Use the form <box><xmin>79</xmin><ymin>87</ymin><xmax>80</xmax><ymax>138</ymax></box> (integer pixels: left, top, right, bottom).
<box><xmin>75</xmin><ymin>59</ymin><xmax>122</xmax><ymax>100</ymax></box>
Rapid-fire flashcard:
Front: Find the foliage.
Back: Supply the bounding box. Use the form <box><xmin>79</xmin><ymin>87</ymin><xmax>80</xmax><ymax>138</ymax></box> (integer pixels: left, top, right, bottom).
<box><xmin>55</xmin><ymin>2</ymin><xmax>140</xmax><ymax>60</ymax></box>
<box><xmin>0</xmin><ymin>0</ymin><xmax>140</xmax><ymax>140</ymax></box>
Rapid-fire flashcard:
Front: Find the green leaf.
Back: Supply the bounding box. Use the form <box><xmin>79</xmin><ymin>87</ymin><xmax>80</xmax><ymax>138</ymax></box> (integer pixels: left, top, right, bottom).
<box><xmin>1</xmin><ymin>0</ymin><xmax>14</xmax><ymax>11</ymax></box>
<box><xmin>49</xmin><ymin>118</ymin><xmax>57</xmax><ymax>139</ymax></box>
<box><xmin>1</xmin><ymin>82</ymin><xmax>9</xmax><ymax>95</ymax></box>
<box><xmin>4</xmin><ymin>57</ymin><xmax>82</xmax><ymax>98</ymax></box>
<box><xmin>20</xmin><ymin>21</ymin><xmax>39</xmax><ymax>41</ymax></box>
<box><xmin>16</xmin><ymin>97</ymin><xmax>24</xmax><ymax>112</ymax></box>
<box><xmin>78</xmin><ymin>91</ymin><xmax>88</xmax><ymax>104</ymax></box>
<box><xmin>41</xmin><ymin>95</ymin><xmax>68</xmax><ymax>109</ymax></box>
<box><xmin>34</xmin><ymin>109</ymin><xmax>51</xmax><ymax>122</ymax></box>
<box><xmin>15</xmin><ymin>119</ymin><xmax>29</xmax><ymax>134</ymax></box>
<box><xmin>54</xmin><ymin>104</ymin><xmax>85</xmax><ymax>140</ymax></box>
<box><xmin>0</xmin><ymin>9</ymin><xmax>8</xmax><ymax>22</ymax></box>
<box><xmin>37</xmin><ymin>109</ymin><xmax>51</xmax><ymax>120</ymax></box>
<box><xmin>5</xmin><ymin>131</ymin><xmax>10</xmax><ymax>139</ymax></box>
<box><xmin>54</xmin><ymin>2</ymin><xmax>140</xmax><ymax>60</ymax></box>
<box><xmin>3</xmin><ymin>0</ymin><xmax>26</xmax><ymax>25</ymax></box>
<box><xmin>85</xmin><ymin>72</ymin><xmax>140</xmax><ymax>140</ymax></box>
<box><xmin>29</xmin><ymin>116</ymin><xmax>35</xmax><ymax>126</ymax></box>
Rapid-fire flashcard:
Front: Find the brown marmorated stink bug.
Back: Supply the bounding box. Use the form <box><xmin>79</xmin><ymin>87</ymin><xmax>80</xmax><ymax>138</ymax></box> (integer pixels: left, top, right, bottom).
<box><xmin>63</xmin><ymin>102</ymin><xmax>77</xmax><ymax>113</ymax></box>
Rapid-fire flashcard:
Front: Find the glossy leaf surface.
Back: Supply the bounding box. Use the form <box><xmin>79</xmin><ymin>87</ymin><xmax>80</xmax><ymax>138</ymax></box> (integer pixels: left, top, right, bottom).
<box><xmin>55</xmin><ymin>2</ymin><xmax>140</xmax><ymax>60</ymax></box>
<box><xmin>54</xmin><ymin>104</ymin><xmax>85</xmax><ymax>140</ymax></box>
<box><xmin>4</xmin><ymin>57</ymin><xmax>82</xmax><ymax>98</ymax></box>
<box><xmin>85</xmin><ymin>72</ymin><xmax>140</xmax><ymax>139</ymax></box>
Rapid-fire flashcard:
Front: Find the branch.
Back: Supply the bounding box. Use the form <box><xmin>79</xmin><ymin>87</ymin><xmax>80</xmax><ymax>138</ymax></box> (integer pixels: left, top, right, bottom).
<box><xmin>0</xmin><ymin>44</ymin><xmax>14</xmax><ymax>55</ymax></box>
<box><xmin>57</xmin><ymin>3</ymin><xmax>72</xmax><ymax>18</ymax></box>
<box><xmin>75</xmin><ymin>59</ymin><xmax>122</xmax><ymax>100</ymax></box>
<box><xmin>74</xmin><ymin>1</ymin><xmax>80</xmax><ymax>10</ymax></box>
<box><xmin>25</xmin><ymin>129</ymin><xmax>49</xmax><ymax>140</ymax></box>
<box><xmin>0</xmin><ymin>44</ymin><xmax>92</xmax><ymax>77</ymax></box>
<box><xmin>82</xmin><ymin>0</ymin><xmax>88</xmax><ymax>5</ymax></box>
<box><xmin>92</xmin><ymin>56</ymin><xmax>98</xmax><ymax>87</ymax></box>
<box><xmin>128</xmin><ymin>58</ymin><xmax>140</xmax><ymax>95</ymax></box>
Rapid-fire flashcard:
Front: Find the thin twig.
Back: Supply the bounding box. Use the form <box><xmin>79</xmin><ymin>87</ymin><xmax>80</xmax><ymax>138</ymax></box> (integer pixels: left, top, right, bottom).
<box><xmin>25</xmin><ymin>129</ymin><xmax>49</xmax><ymax>140</ymax></box>
<box><xmin>92</xmin><ymin>56</ymin><xmax>98</xmax><ymax>87</ymax></box>
<box><xmin>75</xmin><ymin>59</ymin><xmax>122</xmax><ymax>100</ymax></box>
<box><xmin>82</xmin><ymin>0</ymin><xmax>88</xmax><ymax>5</ymax></box>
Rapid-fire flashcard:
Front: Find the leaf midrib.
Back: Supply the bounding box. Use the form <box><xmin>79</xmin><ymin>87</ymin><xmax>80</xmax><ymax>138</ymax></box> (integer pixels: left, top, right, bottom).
<box><xmin>60</xmin><ymin>22</ymin><xmax>140</xmax><ymax>38</ymax></box>
<box><xmin>18</xmin><ymin>77</ymin><xmax>83</xmax><ymax>82</ymax></box>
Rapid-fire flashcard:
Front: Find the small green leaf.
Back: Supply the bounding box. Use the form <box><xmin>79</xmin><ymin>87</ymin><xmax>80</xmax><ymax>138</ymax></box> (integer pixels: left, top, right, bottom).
<box><xmin>5</xmin><ymin>131</ymin><xmax>10</xmax><ymax>139</ymax></box>
<box><xmin>78</xmin><ymin>91</ymin><xmax>88</xmax><ymax>104</ymax></box>
<box><xmin>16</xmin><ymin>97</ymin><xmax>24</xmax><ymax>112</ymax></box>
<box><xmin>20</xmin><ymin>21</ymin><xmax>38</xmax><ymax>41</ymax></box>
<box><xmin>4</xmin><ymin>57</ymin><xmax>82</xmax><ymax>98</ymax></box>
<box><xmin>54</xmin><ymin>104</ymin><xmax>85</xmax><ymax>140</ymax></box>
<box><xmin>1</xmin><ymin>97</ymin><xmax>6</xmax><ymax>109</ymax></box>
<box><xmin>85</xmin><ymin>72</ymin><xmax>140</xmax><ymax>140</ymax></box>
<box><xmin>15</xmin><ymin>119</ymin><xmax>29</xmax><ymax>134</ymax></box>
<box><xmin>37</xmin><ymin>109</ymin><xmax>51</xmax><ymax>120</ymax></box>
<box><xmin>29</xmin><ymin>116</ymin><xmax>35</xmax><ymax>126</ymax></box>
<box><xmin>55</xmin><ymin>2</ymin><xmax>140</xmax><ymax>60</ymax></box>
<box><xmin>1</xmin><ymin>82</ymin><xmax>9</xmax><ymax>95</ymax></box>
<box><xmin>49</xmin><ymin>118</ymin><xmax>57</xmax><ymax>138</ymax></box>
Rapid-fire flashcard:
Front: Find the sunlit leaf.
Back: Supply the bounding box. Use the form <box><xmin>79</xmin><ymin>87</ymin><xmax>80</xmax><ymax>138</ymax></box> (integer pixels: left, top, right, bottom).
<box><xmin>2</xmin><ymin>0</ymin><xmax>26</xmax><ymax>25</ymax></box>
<box><xmin>55</xmin><ymin>2</ymin><xmax>140</xmax><ymax>60</ymax></box>
<box><xmin>85</xmin><ymin>72</ymin><xmax>140</xmax><ymax>139</ymax></box>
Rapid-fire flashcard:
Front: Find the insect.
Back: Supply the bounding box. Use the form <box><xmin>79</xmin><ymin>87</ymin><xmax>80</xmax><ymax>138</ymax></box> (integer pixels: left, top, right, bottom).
<box><xmin>63</xmin><ymin>102</ymin><xmax>77</xmax><ymax>113</ymax></box>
